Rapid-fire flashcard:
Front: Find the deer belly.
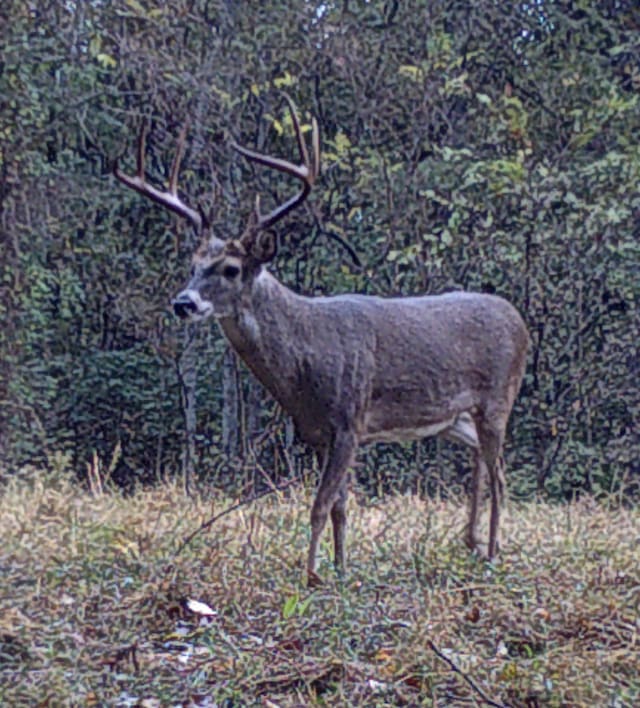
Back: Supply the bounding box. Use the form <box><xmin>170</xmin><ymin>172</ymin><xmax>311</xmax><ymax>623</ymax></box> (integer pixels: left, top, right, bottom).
<box><xmin>361</xmin><ymin>411</ymin><xmax>479</xmax><ymax>447</ymax></box>
<box><xmin>361</xmin><ymin>417</ymin><xmax>454</xmax><ymax>443</ymax></box>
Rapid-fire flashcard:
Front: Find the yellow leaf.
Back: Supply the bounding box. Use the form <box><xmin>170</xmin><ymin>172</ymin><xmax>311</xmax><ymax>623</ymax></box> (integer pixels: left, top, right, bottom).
<box><xmin>334</xmin><ymin>130</ymin><xmax>351</xmax><ymax>155</ymax></box>
<box><xmin>374</xmin><ymin>647</ymin><xmax>394</xmax><ymax>662</ymax></box>
<box><xmin>89</xmin><ymin>35</ymin><xmax>101</xmax><ymax>56</ymax></box>
<box><xmin>498</xmin><ymin>662</ymin><xmax>519</xmax><ymax>681</ymax></box>
<box><xmin>274</xmin><ymin>71</ymin><xmax>296</xmax><ymax>88</ymax></box>
<box><xmin>398</xmin><ymin>64</ymin><xmax>423</xmax><ymax>81</ymax></box>
<box><xmin>125</xmin><ymin>0</ymin><xmax>146</xmax><ymax>14</ymax></box>
<box><xmin>325</xmin><ymin>222</ymin><xmax>345</xmax><ymax>236</ymax></box>
<box><xmin>97</xmin><ymin>53</ymin><xmax>117</xmax><ymax>69</ymax></box>
<box><xmin>112</xmin><ymin>539</ymin><xmax>139</xmax><ymax>558</ymax></box>
<box><xmin>211</xmin><ymin>85</ymin><xmax>232</xmax><ymax>106</ymax></box>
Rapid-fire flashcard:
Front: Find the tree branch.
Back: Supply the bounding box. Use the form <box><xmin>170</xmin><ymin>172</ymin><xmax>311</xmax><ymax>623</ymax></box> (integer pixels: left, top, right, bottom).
<box><xmin>427</xmin><ymin>639</ymin><xmax>507</xmax><ymax>708</ymax></box>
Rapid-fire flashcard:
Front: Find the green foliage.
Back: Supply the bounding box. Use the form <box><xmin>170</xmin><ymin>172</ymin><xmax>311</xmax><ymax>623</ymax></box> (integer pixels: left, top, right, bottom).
<box><xmin>1</xmin><ymin>1</ymin><xmax>638</xmax><ymax>498</ymax></box>
<box><xmin>282</xmin><ymin>591</ymin><xmax>315</xmax><ymax>620</ymax></box>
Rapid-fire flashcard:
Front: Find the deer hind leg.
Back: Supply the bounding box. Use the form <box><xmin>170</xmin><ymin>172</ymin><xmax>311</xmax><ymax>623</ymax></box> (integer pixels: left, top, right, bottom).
<box><xmin>308</xmin><ymin>429</ymin><xmax>355</xmax><ymax>586</ymax></box>
<box><xmin>477</xmin><ymin>422</ymin><xmax>506</xmax><ymax>561</ymax></box>
<box><xmin>445</xmin><ymin>413</ymin><xmax>488</xmax><ymax>554</ymax></box>
<box><xmin>466</xmin><ymin>449</ymin><xmax>487</xmax><ymax>553</ymax></box>
<box><xmin>492</xmin><ymin>453</ymin><xmax>507</xmax><ymax>554</ymax></box>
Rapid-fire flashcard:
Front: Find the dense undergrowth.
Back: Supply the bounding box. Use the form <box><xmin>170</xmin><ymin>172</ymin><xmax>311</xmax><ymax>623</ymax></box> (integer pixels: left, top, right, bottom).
<box><xmin>1</xmin><ymin>468</ymin><xmax>639</xmax><ymax>706</ymax></box>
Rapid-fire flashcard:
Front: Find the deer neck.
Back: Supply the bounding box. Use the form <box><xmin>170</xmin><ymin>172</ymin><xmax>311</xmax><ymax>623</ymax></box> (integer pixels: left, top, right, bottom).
<box><xmin>217</xmin><ymin>269</ymin><xmax>304</xmax><ymax>403</ymax></box>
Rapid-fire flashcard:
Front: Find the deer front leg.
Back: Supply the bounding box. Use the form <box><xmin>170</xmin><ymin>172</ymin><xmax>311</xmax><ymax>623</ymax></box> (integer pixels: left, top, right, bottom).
<box><xmin>330</xmin><ymin>476</ymin><xmax>349</xmax><ymax>572</ymax></box>
<box><xmin>307</xmin><ymin>429</ymin><xmax>355</xmax><ymax>586</ymax></box>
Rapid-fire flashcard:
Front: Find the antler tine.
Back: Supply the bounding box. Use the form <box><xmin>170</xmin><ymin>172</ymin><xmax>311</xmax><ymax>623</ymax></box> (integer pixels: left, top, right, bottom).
<box><xmin>232</xmin><ymin>95</ymin><xmax>320</xmax><ymax>231</ymax></box>
<box><xmin>286</xmin><ymin>95</ymin><xmax>322</xmax><ymax>185</ymax></box>
<box><xmin>285</xmin><ymin>93</ymin><xmax>310</xmax><ymax>171</ymax></box>
<box><xmin>168</xmin><ymin>123</ymin><xmax>188</xmax><ymax>196</ymax></box>
<box><xmin>113</xmin><ymin>121</ymin><xmax>202</xmax><ymax>232</ymax></box>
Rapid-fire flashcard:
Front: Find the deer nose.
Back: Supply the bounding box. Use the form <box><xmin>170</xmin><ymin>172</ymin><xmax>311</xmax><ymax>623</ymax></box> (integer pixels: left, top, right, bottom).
<box><xmin>172</xmin><ymin>293</ymin><xmax>198</xmax><ymax>319</ymax></box>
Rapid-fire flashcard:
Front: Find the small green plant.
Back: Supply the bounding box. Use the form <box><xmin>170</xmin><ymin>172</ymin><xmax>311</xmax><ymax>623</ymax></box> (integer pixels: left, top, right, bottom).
<box><xmin>281</xmin><ymin>590</ymin><xmax>315</xmax><ymax>620</ymax></box>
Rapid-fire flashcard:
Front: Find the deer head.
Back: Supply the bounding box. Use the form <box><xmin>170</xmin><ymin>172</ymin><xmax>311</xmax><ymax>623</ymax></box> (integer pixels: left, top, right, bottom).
<box><xmin>113</xmin><ymin>96</ymin><xmax>320</xmax><ymax>322</ymax></box>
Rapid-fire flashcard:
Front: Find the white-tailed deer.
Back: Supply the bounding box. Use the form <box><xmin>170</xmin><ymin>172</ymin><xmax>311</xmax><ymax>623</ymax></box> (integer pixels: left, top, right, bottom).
<box><xmin>114</xmin><ymin>97</ymin><xmax>529</xmax><ymax>585</ymax></box>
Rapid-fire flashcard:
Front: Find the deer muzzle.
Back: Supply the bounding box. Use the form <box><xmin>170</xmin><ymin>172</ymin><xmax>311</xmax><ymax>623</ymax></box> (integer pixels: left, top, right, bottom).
<box><xmin>172</xmin><ymin>289</ymin><xmax>213</xmax><ymax>321</ymax></box>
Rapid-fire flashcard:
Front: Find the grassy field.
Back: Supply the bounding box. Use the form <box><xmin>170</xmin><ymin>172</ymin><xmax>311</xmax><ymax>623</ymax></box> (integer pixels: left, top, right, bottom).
<box><xmin>1</xmin><ymin>468</ymin><xmax>639</xmax><ymax>707</ymax></box>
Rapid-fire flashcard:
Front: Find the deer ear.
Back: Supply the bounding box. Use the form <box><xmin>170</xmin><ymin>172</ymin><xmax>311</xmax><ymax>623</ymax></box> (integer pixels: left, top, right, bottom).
<box><xmin>250</xmin><ymin>231</ymin><xmax>277</xmax><ymax>262</ymax></box>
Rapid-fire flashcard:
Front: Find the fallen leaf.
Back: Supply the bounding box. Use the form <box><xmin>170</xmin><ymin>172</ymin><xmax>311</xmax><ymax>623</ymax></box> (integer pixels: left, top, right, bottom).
<box><xmin>184</xmin><ymin>598</ymin><xmax>217</xmax><ymax>617</ymax></box>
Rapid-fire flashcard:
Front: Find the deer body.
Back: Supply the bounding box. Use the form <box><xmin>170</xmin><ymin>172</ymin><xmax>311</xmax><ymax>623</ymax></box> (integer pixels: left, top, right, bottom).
<box><xmin>217</xmin><ymin>270</ymin><xmax>527</xmax><ymax>451</ymax></box>
<box><xmin>114</xmin><ymin>96</ymin><xmax>529</xmax><ymax>584</ymax></box>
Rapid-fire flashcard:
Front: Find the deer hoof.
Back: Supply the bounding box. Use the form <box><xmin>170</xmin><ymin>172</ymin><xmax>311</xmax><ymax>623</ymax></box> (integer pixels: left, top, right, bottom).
<box><xmin>464</xmin><ymin>538</ymin><xmax>489</xmax><ymax>559</ymax></box>
<box><xmin>471</xmin><ymin>542</ymin><xmax>501</xmax><ymax>561</ymax></box>
<box><xmin>307</xmin><ymin>569</ymin><xmax>324</xmax><ymax>589</ymax></box>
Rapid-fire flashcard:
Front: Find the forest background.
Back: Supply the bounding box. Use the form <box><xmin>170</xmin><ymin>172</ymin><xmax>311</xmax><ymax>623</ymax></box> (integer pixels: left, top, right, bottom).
<box><xmin>1</xmin><ymin>0</ymin><xmax>638</xmax><ymax>501</ymax></box>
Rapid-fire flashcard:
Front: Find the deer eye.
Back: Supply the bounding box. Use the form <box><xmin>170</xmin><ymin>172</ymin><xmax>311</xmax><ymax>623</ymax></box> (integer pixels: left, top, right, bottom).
<box><xmin>222</xmin><ymin>264</ymin><xmax>241</xmax><ymax>280</ymax></box>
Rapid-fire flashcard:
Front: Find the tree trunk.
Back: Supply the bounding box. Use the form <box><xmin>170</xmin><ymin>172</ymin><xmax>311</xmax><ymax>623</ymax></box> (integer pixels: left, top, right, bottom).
<box><xmin>221</xmin><ymin>345</ymin><xmax>240</xmax><ymax>459</ymax></box>
<box><xmin>177</xmin><ymin>324</ymin><xmax>197</xmax><ymax>495</ymax></box>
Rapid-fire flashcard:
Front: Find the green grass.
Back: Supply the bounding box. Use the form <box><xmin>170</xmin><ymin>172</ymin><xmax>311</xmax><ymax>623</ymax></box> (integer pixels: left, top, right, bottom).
<box><xmin>1</xmin><ymin>468</ymin><xmax>639</xmax><ymax>706</ymax></box>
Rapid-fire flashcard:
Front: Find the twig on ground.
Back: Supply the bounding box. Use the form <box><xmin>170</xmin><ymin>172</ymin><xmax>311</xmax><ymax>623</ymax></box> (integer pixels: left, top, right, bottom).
<box><xmin>427</xmin><ymin>639</ymin><xmax>507</xmax><ymax>708</ymax></box>
<box><xmin>172</xmin><ymin>475</ymin><xmax>301</xmax><ymax>559</ymax></box>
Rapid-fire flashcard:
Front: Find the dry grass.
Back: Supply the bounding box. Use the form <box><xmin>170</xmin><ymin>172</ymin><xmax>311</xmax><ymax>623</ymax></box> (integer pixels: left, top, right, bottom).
<box><xmin>1</xmin><ymin>468</ymin><xmax>639</xmax><ymax>706</ymax></box>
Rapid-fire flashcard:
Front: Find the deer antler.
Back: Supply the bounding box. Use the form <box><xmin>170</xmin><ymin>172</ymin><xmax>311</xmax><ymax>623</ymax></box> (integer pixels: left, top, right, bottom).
<box><xmin>113</xmin><ymin>122</ymin><xmax>203</xmax><ymax>232</ymax></box>
<box><xmin>232</xmin><ymin>94</ymin><xmax>320</xmax><ymax>230</ymax></box>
